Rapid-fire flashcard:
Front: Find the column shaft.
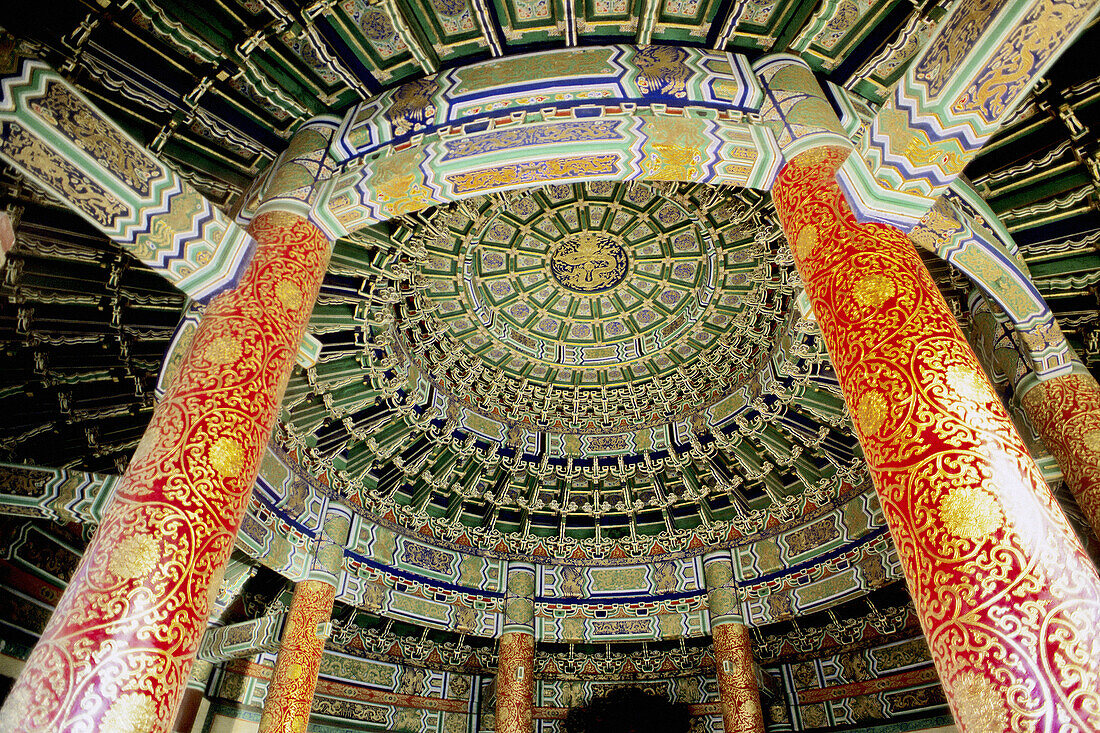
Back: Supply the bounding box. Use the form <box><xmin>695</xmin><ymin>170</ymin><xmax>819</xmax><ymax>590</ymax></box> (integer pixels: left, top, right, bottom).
<box><xmin>0</xmin><ymin>211</ymin><xmax>332</xmax><ymax>733</ymax></box>
<box><xmin>969</xmin><ymin>294</ymin><xmax>1100</xmax><ymax>537</ymax></box>
<box><xmin>713</xmin><ymin>624</ymin><xmax>763</xmax><ymax>733</ymax></box>
<box><xmin>496</xmin><ymin>631</ymin><xmax>534</xmax><ymax>733</ymax></box>
<box><xmin>771</xmin><ymin>145</ymin><xmax>1100</xmax><ymax>732</ymax></box>
<box><xmin>259</xmin><ymin>504</ymin><xmax>350</xmax><ymax>733</ymax></box>
<box><xmin>258</xmin><ymin>579</ymin><xmax>337</xmax><ymax>733</ymax></box>
<box><xmin>1020</xmin><ymin>368</ymin><xmax>1100</xmax><ymax>533</ymax></box>
<box><xmin>703</xmin><ymin>551</ymin><xmax>763</xmax><ymax>733</ymax></box>
<box><xmin>496</xmin><ymin>563</ymin><xmax>535</xmax><ymax>733</ymax></box>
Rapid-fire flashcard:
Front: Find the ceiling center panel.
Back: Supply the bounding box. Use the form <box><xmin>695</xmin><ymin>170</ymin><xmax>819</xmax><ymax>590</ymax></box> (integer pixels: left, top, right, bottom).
<box><xmin>548</xmin><ymin>232</ymin><xmax>629</xmax><ymax>293</ymax></box>
<box><xmin>405</xmin><ymin>180</ymin><xmax>779</xmax><ymax>436</ymax></box>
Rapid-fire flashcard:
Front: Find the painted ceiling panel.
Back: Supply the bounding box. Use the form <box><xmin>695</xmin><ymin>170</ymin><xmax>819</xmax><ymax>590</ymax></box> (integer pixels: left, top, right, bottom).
<box><xmin>2</xmin><ymin>4</ymin><xmax>1100</xmax><ymax>731</ymax></box>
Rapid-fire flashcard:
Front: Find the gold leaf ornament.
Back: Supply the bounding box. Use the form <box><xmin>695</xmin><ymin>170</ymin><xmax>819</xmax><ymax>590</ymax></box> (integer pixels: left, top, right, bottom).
<box><xmin>209</xmin><ymin>436</ymin><xmax>245</xmax><ymax>477</ymax></box>
<box><xmin>797</xmin><ymin>147</ymin><xmax>829</xmax><ymax>166</ymax></box>
<box><xmin>946</xmin><ymin>365</ymin><xmax>988</xmax><ymax>405</ymax></box>
<box><xmin>205</xmin><ymin>336</ymin><xmax>242</xmax><ymax>365</ymax></box>
<box><xmin>102</xmin><ymin>694</ymin><xmax>158</xmax><ymax>733</ymax></box>
<box><xmin>853</xmin><ymin>273</ymin><xmax>895</xmax><ymax>310</ymax></box>
<box><xmin>109</xmin><ymin>534</ymin><xmax>160</xmax><ymax>579</ymax></box>
<box><xmin>855</xmin><ymin>392</ymin><xmax>887</xmax><ymax>436</ymax></box>
<box><xmin>951</xmin><ymin>671</ymin><xmax>1007</xmax><ymax>733</ymax></box>
<box><xmin>940</xmin><ymin>486</ymin><xmax>1002</xmax><ymax>539</ymax></box>
<box><xmin>1083</xmin><ymin>428</ymin><xmax>1100</xmax><ymax>454</ymax></box>
<box><xmin>794</xmin><ymin>225</ymin><xmax>818</xmax><ymax>261</ymax></box>
<box><xmin>275</xmin><ymin>280</ymin><xmax>303</xmax><ymax>310</ymax></box>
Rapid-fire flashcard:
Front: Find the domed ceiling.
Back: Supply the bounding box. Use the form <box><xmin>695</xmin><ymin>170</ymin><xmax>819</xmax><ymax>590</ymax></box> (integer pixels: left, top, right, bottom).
<box><xmin>0</xmin><ymin>0</ymin><xmax>1097</xmax><ymax>604</ymax></box>
<box><xmin>274</xmin><ymin>179</ymin><xmax>863</xmax><ymax>549</ymax></box>
<box><xmin>1</xmin><ymin>1</ymin><xmax>1100</xmax><ymax>730</ymax></box>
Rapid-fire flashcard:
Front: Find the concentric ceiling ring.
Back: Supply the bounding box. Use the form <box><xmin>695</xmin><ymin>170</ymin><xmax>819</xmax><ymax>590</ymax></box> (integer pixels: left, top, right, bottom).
<box><xmin>276</xmin><ymin>180</ymin><xmax>862</xmax><ymax>550</ymax></box>
<box><xmin>411</xmin><ymin>181</ymin><xmax>775</xmax><ymax>436</ymax></box>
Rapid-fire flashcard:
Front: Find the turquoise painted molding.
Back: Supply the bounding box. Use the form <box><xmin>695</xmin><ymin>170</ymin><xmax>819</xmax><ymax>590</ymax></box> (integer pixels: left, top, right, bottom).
<box><xmin>0</xmin><ymin>54</ymin><xmax>254</xmax><ymax>300</ymax></box>
<box><xmin>839</xmin><ymin>0</ymin><xmax>1100</xmax><ymax>230</ymax></box>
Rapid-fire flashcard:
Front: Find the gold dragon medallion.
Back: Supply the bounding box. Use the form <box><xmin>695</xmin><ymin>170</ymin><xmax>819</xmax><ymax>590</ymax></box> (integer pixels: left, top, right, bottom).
<box><xmin>550</xmin><ymin>232</ymin><xmax>628</xmax><ymax>293</ymax></box>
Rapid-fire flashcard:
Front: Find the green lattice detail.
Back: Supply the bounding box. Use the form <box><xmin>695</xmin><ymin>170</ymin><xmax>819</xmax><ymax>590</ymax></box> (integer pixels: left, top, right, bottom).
<box><xmin>413</xmin><ymin>180</ymin><xmax>771</xmax><ymax>434</ymax></box>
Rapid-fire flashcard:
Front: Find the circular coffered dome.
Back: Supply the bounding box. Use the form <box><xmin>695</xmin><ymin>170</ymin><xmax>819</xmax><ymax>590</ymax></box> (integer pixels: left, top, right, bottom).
<box><xmin>278</xmin><ymin>179</ymin><xmax>862</xmax><ymax>552</ymax></box>
<box><xmin>407</xmin><ymin>181</ymin><xmax>779</xmax><ymax>437</ymax></box>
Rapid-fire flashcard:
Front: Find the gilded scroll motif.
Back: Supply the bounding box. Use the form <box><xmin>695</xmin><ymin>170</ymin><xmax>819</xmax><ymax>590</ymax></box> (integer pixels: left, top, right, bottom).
<box><xmin>1020</xmin><ymin>370</ymin><xmax>1100</xmax><ymax>533</ymax></box>
<box><xmin>28</xmin><ymin>80</ymin><xmax>161</xmax><ymax>195</ymax></box>
<box><xmin>446</xmin><ymin>154</ymin><xmax>620</xmax><ymax>195</ymax></box>
<box><xmin>910</xmin><ymin>0</ymin><xmax>1010</xmax><ymax>101</ymax></box>
<box><xmin>771</xmin><ymin>146</ymin><xmax>1100</xmax><ymax>733</ymax></box>
<box><xmin>204</xmin><ymin>336</ymin><xmax>243</xmax><ymax>365</ymax></box>
<box><xmin>951</xmin><ymin>0</ymin><xmax>1096</xmax><ymax>123</ymax></box>
<box><xmin>259</xmin><ymin>579</ymin><xmax>337</xmax><ymax>733</ymax></box>
<box><xmin>1</xmin><ymin>122</ymin><xmax>128</xmax><ymax>226</ymax></box>
<box><xmin>108</xmin><ymin>534</ymin><xmax>161</xmax><ymax>579</ymax></box>
<box><xmin>442</xmin><ymin>120</ymin><xmax>622</xmax><ymax>160</ymax></box>
<box><xmin>100</xmin><ymin>694</ymin><xmax>158</xmax><ymax>733</ymax></box>
<box><xmin>0</xmin><ymin>212</ymin><xmax>332</xmax><ymax>732</ymax></box>
<box><xmin>496</xmin><ymin>631</ymin><xmax>535</xmax><ymax>733</ymax></box>
<box><xmin>713</xmin><ymin>623</ymin><xmax>764</xmax><ymax>733</ymax></box>
<box><xmin>402</xmin><ymin>542</ymin><xmax>456</xmax><ymax>575</ymax></box>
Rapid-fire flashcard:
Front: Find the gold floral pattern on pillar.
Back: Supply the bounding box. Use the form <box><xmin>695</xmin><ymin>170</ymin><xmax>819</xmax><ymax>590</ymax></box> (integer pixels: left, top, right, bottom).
<box><xmin>1021</xmin><ymin>370</ymin><xmax>1100</xmax><ymax>534</ymax></box>
<box><xmin>259</xmin><ymin>580</ymin><xmax>338</xmax><ymax>733</ymax></box>
<box><xmin>496</xmin><ymin>631</ymin><xmax>535</xmax><ymax>733</ymax></box>
<box><xmin>713</xmin><ymin>623</ymin><xmax>764</xmax><ymax>733</ymax></box>
<box><xmin>0</xmin><ymin>212</ymin><xmax>332</xmax><ymax>732</ymax></box>
<box><xmin>771</xmin><ymin>145</ymin><xmax>1100</xmax><ymax>733</ymax></box>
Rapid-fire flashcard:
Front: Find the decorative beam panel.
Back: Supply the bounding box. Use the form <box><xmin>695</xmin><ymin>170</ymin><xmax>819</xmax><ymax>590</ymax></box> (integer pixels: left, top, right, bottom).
<box><xmin>0</xmin><ymin>38</ymin><xmax>255</xmax><ymax>300</ymax></box>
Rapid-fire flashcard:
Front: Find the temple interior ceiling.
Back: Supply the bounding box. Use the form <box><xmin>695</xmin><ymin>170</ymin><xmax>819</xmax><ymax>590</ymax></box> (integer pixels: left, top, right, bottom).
<box><xmin>274</xmin><ymin>179</ymin><xmax>861</xmax><ymax>544</ymax></box>
<box><xmin>1</xmin><ymin>0</ymin><xmax>1100</xmax><ymax>730</ymax></box>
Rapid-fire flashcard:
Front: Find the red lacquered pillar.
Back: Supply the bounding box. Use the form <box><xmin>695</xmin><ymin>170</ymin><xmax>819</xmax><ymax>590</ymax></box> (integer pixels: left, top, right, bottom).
<box><xmin>259</xmin><ymin>504</ymin><xmax>351</xmax><ymax>733</ymax></box>
<box><xmin>1018</xmin><ymin>366</ymin><xmax>1100</xmax><ymax>536</ymax></box>
<box><xmin>704</xmin><ymin>551</ymin><xmax>763</xmax><ymax>733</ymax></box>
<box><xmin>771</xmin><ymin>145</ymin><xmax>1100</xmax><ymax>733</ymax></box>
<box><xmin>496</xmin><ymin>562</ymin><xmax>535</xmax><ymax>733</ymax></box>
<box><xmin>0</xmin><ymin>211</ymin><xmax>332</xmax><ymax>732</ymax></box>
